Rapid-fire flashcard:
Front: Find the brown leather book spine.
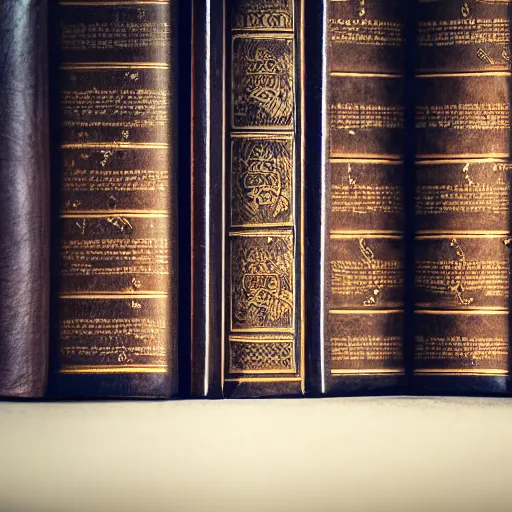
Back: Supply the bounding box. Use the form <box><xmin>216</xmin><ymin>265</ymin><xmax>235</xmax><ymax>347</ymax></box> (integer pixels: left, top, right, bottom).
<box><xmin>50</xmin><ymin>0</ymin><xmax>179</xmax><ymax>398</ymax></box>
<box><xmin>0</xmin><ymin>0</ymin><xmax>50</xmax><ymax>398</ymax></box>
<box><xmin>192</xmin><ymin>0</ymin><xmax>305</xmax><ymax>398</ymax></box>
<box><xmin>309</xmin><ymin>0</ymin><xmax>406</xmax><ymax>395</ymax></box>
<box><xmin>191</xmin><ymin>0</ymin><xmax>225</xmax><ymax>398</ymax></box>
<box><xmin>413</xmin><ymin>1</ymin><xmax>511</xmax><ymax>394</ymax></box>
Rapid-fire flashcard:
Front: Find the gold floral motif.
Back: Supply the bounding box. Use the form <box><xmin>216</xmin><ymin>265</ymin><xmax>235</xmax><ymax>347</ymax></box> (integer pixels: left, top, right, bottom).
<box><xmin>232</xmin><ymin>37</ymin><xmax>294</xmax><ymax>128</ymax></box>
<box><xmin>232</xmin><ymin>0</ymin><xmax>293</xmax><ymax>30</ymax></box>
<box><xmin>448</xmin><ymin>238</ymin><xmax>474</xmax><ymax>306</ymax></box>
<box><xmin>231</xmin><ymin>235</ymin><xmax>294</xmax><ymax>329</ymax></box>
<box><xmin>359</xmin><ymin>239</ymin><xmax>384</xmax><ymax>306</ymax></box>
<box><xmin>231</xmin><ymin>136</ymin><xmax>293</xmax><ymax>226</ymax></box>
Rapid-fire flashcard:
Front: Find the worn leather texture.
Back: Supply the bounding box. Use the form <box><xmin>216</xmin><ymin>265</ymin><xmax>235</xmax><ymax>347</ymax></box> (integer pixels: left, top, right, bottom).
<box><xmin>49</xmin><ymin>0</ymin><xmax>180</xmax><ymax>398</ymax></box>
<box><xmin>191</xmin><ymin>0</ymin><xmax>305</xmax><ymax>398</ymax></box>
<box><xmin>411</xmin><ymin>0</ymin><xmax>511</xmax><ymax>395</ymax></box>
<box><xmin>306</xmin><ymin>0</ymin><xmax>407</xmax><ymax>396</ymax></box>
<box><xmin>0</xmin><ymin>0</ymin><xmax>50</xmax><ymax>397</ymax></box>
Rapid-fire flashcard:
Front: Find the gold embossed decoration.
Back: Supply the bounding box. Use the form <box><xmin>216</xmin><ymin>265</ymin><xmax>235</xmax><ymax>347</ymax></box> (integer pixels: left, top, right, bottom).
<box><xmin>231</xmin><ymin>234</ymin><xmax>294</xmax><ymax>331</ymax></box>
<box><xmin>232</xmin><ymin>36</ymin><xmax>294</xmax><ymax>128</ymax></box>
<box><xmin>231</xmin><ymin>135</ymin><xmax>293</xmax><ymax>226</ymax></box>
<box><xmin>225</xmin><ymin>0</ymin><xmax>302</xmax><ymax>389</ymax></box>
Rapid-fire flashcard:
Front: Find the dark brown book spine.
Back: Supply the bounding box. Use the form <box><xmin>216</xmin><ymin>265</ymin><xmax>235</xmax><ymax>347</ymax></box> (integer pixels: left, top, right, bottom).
<box><xmin>50</xmin><ymin>0</ymin><xmax>179</xmax><ymax>398</ymax></box>
<box><xmin>192</xmin><ymin>0</ymin><xmax>305</xmax><ymax>398</ymax></box>
<box><xmin>0</xmin><ymin>0</ymin><xmax>49</xmax><ymax>398</ymax></box>
<box><xmin>413</xmin><ymin>1</ymin><xmax>511</xmax><ymax>394</ymax></box>
<box><xmin>308</xmin><ymin>0</ymin><xmax>406</xmax><ymax>395</ymax></box>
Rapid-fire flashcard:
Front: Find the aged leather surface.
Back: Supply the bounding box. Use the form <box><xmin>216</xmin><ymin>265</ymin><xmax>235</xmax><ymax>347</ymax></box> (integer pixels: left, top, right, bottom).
<box><xmin>0</xmin><ymin>0</ymin><xmax>50</xmax><ymax>397</ymax></box>
<box><xmin>49</xmin><ymin>0</ymin><xmax>179</xmax><ymax>398</ymax></box>
<box><xmin>306</xmin><ymin>0</ymin><xmax>407</xmax><ymax>395</ymax></box>
<box><xmin>412</xmin><ymin>0</ymin><xmax>511</xmax><ymax>395</ymax></box>
<box><xmin>190</xmin><ymin>0</ymin><xmax>225</xmax><ymax>398</ymax></box>
<box><xmin>191</xmin><ymin>0</ymin><xmax>305</xmax><ymax>398</ymax></box>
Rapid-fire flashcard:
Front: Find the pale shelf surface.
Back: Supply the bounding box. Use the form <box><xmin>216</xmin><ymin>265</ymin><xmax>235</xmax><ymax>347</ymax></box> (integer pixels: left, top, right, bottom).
<box><xmin>0</xmin><ymin>397</ymin><xmax>511</xmax><ymax>512</ymax></box>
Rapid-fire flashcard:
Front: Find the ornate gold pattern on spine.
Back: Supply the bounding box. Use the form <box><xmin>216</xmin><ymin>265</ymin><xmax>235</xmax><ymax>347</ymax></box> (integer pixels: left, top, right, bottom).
<box><xmin>413</xmin><ymin>0</ymin><xmax>511</xmax><ymax>381</ymax></box>
<box><xmin>57</xmin><ymin>1</ymin><xmax>176</xmax><ymax>376</ymax></box>
<box><xmin>225</xmin><ymin>0</ymin><xmax>303</xmax><ymax>387</ymax></box>
<box><xmin>324</xmin><ymin>0</ymin><xmax>406</xmax><ymax>382</ymax></box>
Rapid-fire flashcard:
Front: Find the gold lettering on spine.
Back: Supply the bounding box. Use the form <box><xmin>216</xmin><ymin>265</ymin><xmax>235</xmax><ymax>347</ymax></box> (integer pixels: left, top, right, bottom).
<box><xmin>226</xmin><ymin>1</ymin><xmax>302</xmax><ymax>383</ymax></box>
<box><xmin>325</xmin><ymin>0</ymin><xmax>406</xmax><ymax>380</ymax></box>
<box><xmin>413</xmin><ymin>0</ymin><xmax>511</xmax><ymax>378</ymax></box>
<box><xmin>58</xmin><ymin>2</ymin><xmax>173</xmax><ymax>374</ymax></box>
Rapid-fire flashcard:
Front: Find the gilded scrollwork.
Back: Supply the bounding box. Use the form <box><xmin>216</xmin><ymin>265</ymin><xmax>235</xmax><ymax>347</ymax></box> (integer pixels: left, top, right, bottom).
<box><xmin>448</xmin><ymin>238</ymin><xmax>474</xmax><ymax>306</ymax></box>
<box><xmin>232</xmin><ymin>0</ymin><xmax>293</xmax><ymax>30</ymax></box>
<box><xmin>330</xmin><ymin>239</ymin><xmax>391</xmax><ymax>307</ymax></box>
<box><xmin>231</xmin><ymin>136</ymin><xmax>293</xmax><ymax>226</ymax></box>
<box><xmin>231</xmin><ymin>234</ymin><xmax>294</xmax><ymax>330</ymax></box>
<box><xmin>232</xmin><ymin>36</ymin><xmax>294</xmax><ymax>128</ymax></box>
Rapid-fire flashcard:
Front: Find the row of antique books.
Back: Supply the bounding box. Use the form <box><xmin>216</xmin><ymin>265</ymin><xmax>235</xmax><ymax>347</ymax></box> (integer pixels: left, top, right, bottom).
<box><xmin>0</xmin><ymin>0</ymin><xmax>510</xmax><ymax>399</ymax></box>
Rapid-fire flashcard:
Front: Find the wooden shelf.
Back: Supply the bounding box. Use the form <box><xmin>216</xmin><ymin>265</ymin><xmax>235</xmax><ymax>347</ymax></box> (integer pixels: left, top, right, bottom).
<box><xmin>0</xmin><ymin>397</ymin><xmax>511</xmax><ymax>511</ymax></box>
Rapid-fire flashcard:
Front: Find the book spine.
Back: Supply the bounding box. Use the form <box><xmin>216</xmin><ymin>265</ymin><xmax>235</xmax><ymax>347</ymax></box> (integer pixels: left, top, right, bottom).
<box><xmin>51</xmin><ymin>0</ymin><xmax>179</xmax><ymax>398</ymax></box>
<box><xmin>0</xmin><ymin>0</ymin><xmax>50</xmax><ymax>398</ymax></box>
<box><xmin>192</xmin><ymin>0</ymin><xmax>305</xmax><ymax>398</ymax></box>
<box><xmin>309</xmin><ymin>0</ymin><xmax>407</xmax><ymax>395</ymax></box>
<box><xmin>191</xmin><ymin>0</ymin><xmax>225</xmax><ymax>398</ymax></box>
<box><xmin>413</xmin><ymin>1</ymin><xmax>511</xmax><ymax>394</ymax></box>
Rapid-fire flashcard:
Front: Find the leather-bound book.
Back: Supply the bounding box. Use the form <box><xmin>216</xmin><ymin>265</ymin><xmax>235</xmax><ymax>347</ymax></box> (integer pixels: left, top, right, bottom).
<box><xmin>49</xmin><ymin>0</ymin><xmax>179</xmax><ymax>398</ymax></box>
<box><xmin>191</xmin><ymin>0</ymin><xmax>305</xmax><ymax>398</ymax></box>
<box><xmin>0</xmin><ymin>0</ymin><xmax>49</xmax><ymax>398</ymax></box>
<box><xmin>413</xmin><ymin>0</ymin><xmax>511</xmax><ymax>394</ymax></box>
<box><xmin>307</xmin><ymin>0</ymin><xmax>407</xmax><ymax>395</ymax></box>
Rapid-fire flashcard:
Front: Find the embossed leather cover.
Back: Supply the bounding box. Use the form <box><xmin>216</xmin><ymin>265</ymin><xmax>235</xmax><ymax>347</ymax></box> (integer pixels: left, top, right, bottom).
<box><xmin>49</xmin><ymin>0</ymin><xmax>180</xmax><ymax>398</ymax></box>
<box><xmin>191</xmin><ymin>0</ymin><xmax>305</xmax><ymax>398</ymax></box>
<box><xmin>0</xmin><ymin>0</ymin><xmax>49</xmax><ymax>397</ymax></box>
<box><xmin>412</xmin><ymin>0</ymin><xmax>511</xmax><ymax>395</ymax></box>
<box><xmin>307</xmin><ymin>0</ymin><xmax>407</xmax><ymax>395</ymax></box>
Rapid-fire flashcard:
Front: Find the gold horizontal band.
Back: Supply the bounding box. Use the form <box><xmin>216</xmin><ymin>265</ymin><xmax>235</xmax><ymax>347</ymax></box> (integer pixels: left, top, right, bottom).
<box><xmin>61</xmin><ymin>63</ymin><xmax>168</xmax><ymax>70</ymax></box>
<box><xmin>416</xmin><ymin>153</ymin><xmax>510</xmax><ymax>160</ymax></box>
<box><xmin>224</xmin><ymin>377</ymin><xmax>302</xmax><ymax>383</ymax></box>
<box><xmin>229</xmin><ymin>229</ymin><xmax>293</xmax><ymax>237</ymax></box>
<box><xmin>60</xmin><ymin>365</ymin><xmax>168</xmax><ymax>374</ymax></box>
<box><xmin>414</xmin><ymin>369</ymin><xmax>507</xmax><ymax>376</ymax></box>
<box><xmin>416</xmin><ymin>232</ymin><xmax>509</xmax><ymax>239</ymax></box>
<box><xmin>59</xmin><ymin>293</ymin><xmax>168</xmax><ymax>300</ymax></box>
<box><xmin>330</xmin><ymin>72</ymin><xmax>403</xmax><ymax>78</ymax></box>
<box><xmin>229</xmin><ymin>335</ymin><xmax>294</xmax><ymax>342</ymax></box>
<box><xmin>230</xmin><ymin>328</ymin><xmax>295</xmax><ymax>334</ymax></box>
<box><xmin>416</xmin><ymin>71</ymin><xmax>512</xmax><ymax>78</ymax></box>
<box><xmin>231</xmin><ymin>28</ymin><xmax>294</xmax><ymax>34</ymax></box>
<box><xmin>231</xmin><ymin>126</ymin><xmax>293</xmax><ymax>133</ymax></box>
<box><xmin>331</xmin><ymin>153</ymin><xmax>403</xmax><ymax>160</ymax></box>
<box><xmin>61</xmin><ymin>142</ymin><xmax>168</xmax><ymax>150</ymax></box>
<box><xmin>330</xmin><ymin>158</ymin><xmax>403</xmax><ymax>165</ymax></box>
<box><xmin>331</xmin><ymin>369</ymin><xmax>404</xmax><ymax>375</ymax></box>
<box><xmin>230</xmin><ymin>132</ymin><xmax>294</xmax><ymax>140</ymax></box>
<box><xmin>331</xmin><ymin>231</ymin><xmax>403</xmax><ymax>239</ymax></box>
<box><xmin>415</xmin><ymin>309</ymin><xmax>508</xmax><ymax>315</ymax></box>
<box><xmin>60</xmin><ymin>1</ymin><xmax>168</xmax><ymax>5</ymax></box>
<box><xmin>231</xmin><ymin>223</ymin><xmax>294</xmax><ymax>229</ymax></box>
<box><xmin>230</xmin><ymin>369</ymin><xmax>297</xmax><ymax>375</ymax></box>
<box><xmin>232</xmin><ymin>33</ymin><xmax>294</xmax><ymax>41</ymax></box>
<box><xmin>329</xmin><ymin>309</ymin><xmax>404</xmax><ymax>315</ymax></box>
<box><xmin>416</xmin><ymin>157</ymin><xmax>510</xmax><ymax>166</ymax></box>
<box><xmin>60</xmin><ymin>211</ymin><xmax>169</xmax><ymax>218</ymax></box>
